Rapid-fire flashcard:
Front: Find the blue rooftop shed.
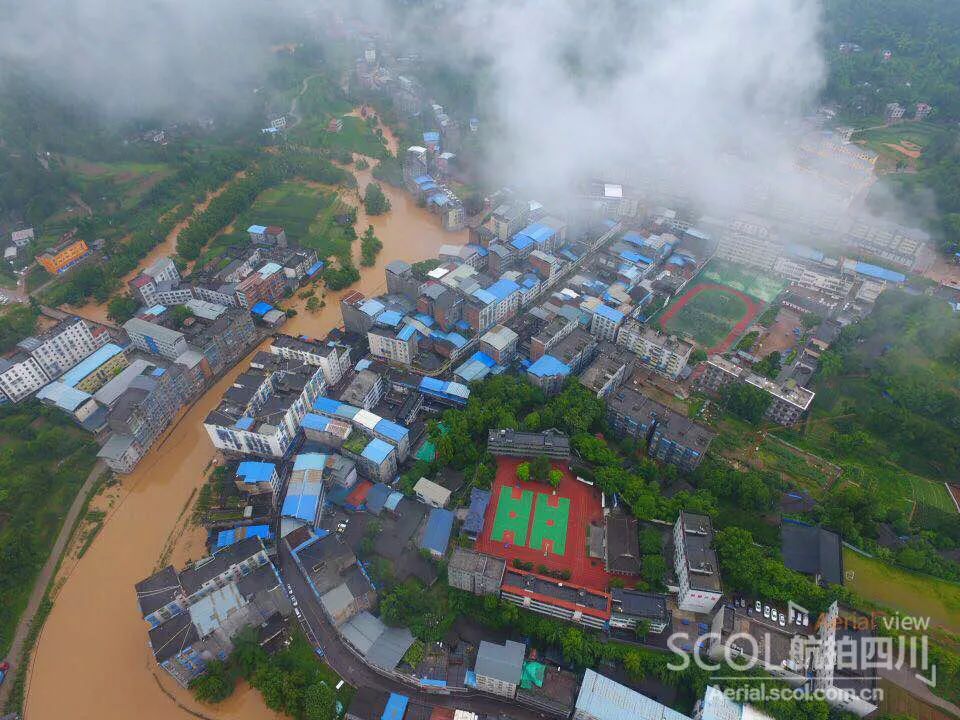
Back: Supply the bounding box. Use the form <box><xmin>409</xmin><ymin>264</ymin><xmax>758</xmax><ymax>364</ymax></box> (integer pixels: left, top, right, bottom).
<box><xmin>420</xmin><ymin>508</ymin><xmax>454</xmax><ymax>557</ymax></box>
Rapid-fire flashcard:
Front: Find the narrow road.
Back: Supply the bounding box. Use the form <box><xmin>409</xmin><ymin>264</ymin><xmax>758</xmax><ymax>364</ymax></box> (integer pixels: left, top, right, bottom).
<box><xmin>286</xmin><ymin>73</ymin><xmax>322</xmax><ymax>130</ymax></box>
<box><xmin>0</xmin><ymin>460</ymin><xmax>107</xmax><ymax>709</ymax></box>
<box><xmin>277</xmin><ymin>546</ymin><xmax>546</xmax><ymax>719</ymax></box>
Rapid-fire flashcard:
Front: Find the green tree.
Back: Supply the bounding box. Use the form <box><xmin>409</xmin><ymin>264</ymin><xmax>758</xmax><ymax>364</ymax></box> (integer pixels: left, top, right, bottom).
<box><xmin>107</xmin><ymin>295</ymin><xmax>140</xmax><ymax>324</ymax></box>
<box><xmin>753</xmin><ymin>351</ymin><xmax>782</xmax><ymax>380</ymax></box>
<box><xmin>360</xmin><ymin>225</ymin><xmax>383</xmax><ymax>267</ymax></box>
<box><xmin>169</xmin><ymin>304</ymin><xmax>194</xmax><ymax>328</ymax></box>
<box><xmin>530</xmin><ymin>455</ymin><xmax>551</xmax><ymax>481</ymax></box>
<box><xmin>689</xmin><ymin>347</ymin><xmax>707</xmax><ymax>365</ymax></box>
<box><xmin>363</xmin><ymin>182</ymin><xmax>391</xmax><ymax>215</ymax></box>
<box><xmin>189</xmin><ymin>660</ymin><xmax>235</xmax><ymax>703</ymax></box>
<box><xmin>548</xmin><ymin>468</ymin><xmax>563</xmax><ymax>488</ymax></box>
<box><xmin>721</xmin><ymin>383</ymin><xmax>772</xmax><ymax>424</ymax></box>
<box><xmin>516</xmin><ymin>462</ymin><xmax>531</xmax><ymax>483</ymax></box>
<box><xmin>306</xmin><ymin>296</ymin><xmax>320</xmax><ymax>312</ymax></box>
<box><xmin>303</xmin><ymin>681</ymin><xmax>337</xmax><ymax>720</ymax></box>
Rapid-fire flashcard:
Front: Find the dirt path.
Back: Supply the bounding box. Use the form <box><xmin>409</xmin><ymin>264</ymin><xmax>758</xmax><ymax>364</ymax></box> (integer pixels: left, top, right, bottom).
<box><xmin>286</xmin><ymin>74</ymin><xmax>322</xmax><ymax>130</ymax></box>
<box><xmin>0</xmin><ymin>460</ymin><xmax>107</xmax><ymax>711</ymax></box>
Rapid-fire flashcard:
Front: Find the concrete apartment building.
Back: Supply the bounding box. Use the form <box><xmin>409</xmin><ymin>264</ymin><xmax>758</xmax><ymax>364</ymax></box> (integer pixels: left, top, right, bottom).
<box><xmin>478</xmin><ymin>324</ymin><xmax>519</xmax><ymax>364</ymax></box>
<box><xmin>580</xmin><ymin>346</ymin><xmax>634</xmax><ymax>399</ymax></box>
<box><xmin>701</xmin><ymin>356</ymin><xmax>815</xmax><ymax>426</ymax></box>
<box><xmin>446</xmin><ymin>548</ymin><xmax>506</xmax><ymax>596</ymax></box>
<box><xmin>474</xmin><ymin>640</ymin><xmax>526</xmax><ymax>698</ymax></box>
<box><xmin>97</xmin><ymin>356</ymin><xmax>193</xmax><ymax>473</ymax></box>
<box><xmin>384</xmin><ymin>260</ymin><xmax>421</xmax><ymax>302</ymax></box>
<box><xmin>589</xmin><ymin>304</ymin><xmax>625</xmax><ymax>343</ymax></box>
<box><xmin>606</xmin><ymin>387</ymin><xmax>713</xmax><ymax>472</ymax></box>
<box><xmin>137</xmin><ymin>538</ymin><xmax>290</xmax><ymax>687</ymax></box>
<box><xmin>129</xmin><ymin>256</ymin><xmax>181</xmax><ymax>306</ymax></box>
<box><xmin>235</xmin><ymin>262</ymin><xmax>286</xmax><ymax>308</ymax></box>
<box><xmin>368</xmin><ymin>324</ymin><xmax>419</xmax><ymax>366</ymax></box>
<box><xmin>124</xmin><ymin>317</ymin><xmax>189</xmax><ymax>360</ymax></box>
<box><xmin>487</xmin><ymin>428</ymin><xmax>571</xmax><ymax>460</ymax></box>
<box><xmin>673</xmin><ymin>511</ymin><xmax>723</xmax><ymax>614</ymax></box>
<box><xmin>17</xmin><ymin>316</ymin><xmax>106</xmax><ymax>378</ymax></box>
<box><xmin>340</xmin><ymin>369</ymin><xmax>385</xmax><ymax>410</ymax></box>
<box><xmin>0</xmin><ymin>353</ymin><xmax>49</xmax><ymax>402</ymax></box>
<box><xmin>270</xmin><ymin>334</ymin><xmax>352</xmax><ymax>386</ymax></box>
<box><xmin>616</xmin><ymin>320</ymin><xmax>692</xmax><ymax>380</ymax></box>
<box><xmin>203</xmin><ymin>351</ymin><xmax>327</xmax><ymax>458</ymax></box>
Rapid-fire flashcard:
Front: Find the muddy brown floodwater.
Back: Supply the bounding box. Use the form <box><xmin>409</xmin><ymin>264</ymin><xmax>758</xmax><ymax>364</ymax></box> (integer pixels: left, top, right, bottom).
<box><xmin>26</xmin><ymin>154</ymin><xmax>465</xmax><ymax>719</ymax></box>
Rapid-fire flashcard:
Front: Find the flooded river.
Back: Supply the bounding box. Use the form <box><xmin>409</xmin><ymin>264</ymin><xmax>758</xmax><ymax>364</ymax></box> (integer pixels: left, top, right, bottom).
<box><xmin>26</xmin><ymin>143</ymin><xmax>465</xmax><ymax>718</ymax></box>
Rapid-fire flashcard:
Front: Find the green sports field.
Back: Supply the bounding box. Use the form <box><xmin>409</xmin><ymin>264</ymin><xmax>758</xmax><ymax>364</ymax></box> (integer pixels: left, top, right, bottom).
<box><xmin>699</xmin><ymin>259</ymin><xmax>785</xmax><ymax>304</ymax></box>
<box><xmin>664</xmin><ymin>287</ymin><xmax>751</xmax><ymax>348</ymax></box>
<box><xmin>529</xmin><ymin>494</ymin><xmax>570</xmax><ymax>555</ymax></box>
<box><xmin>491</xmin><ymin>486</ymin><xmax>534</xmax><ymax>546</ymax></box>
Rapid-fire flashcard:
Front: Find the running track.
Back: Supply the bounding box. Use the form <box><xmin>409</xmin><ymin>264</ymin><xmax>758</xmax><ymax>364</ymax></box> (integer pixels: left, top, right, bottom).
<box><xmin>658</xmin><ymin>282</ymin><xmax>762</xmax><ymax>353</ymax></box>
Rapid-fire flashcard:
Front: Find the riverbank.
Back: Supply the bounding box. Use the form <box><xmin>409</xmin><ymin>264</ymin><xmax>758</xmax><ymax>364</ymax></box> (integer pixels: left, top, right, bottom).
<box><xmin>24</xmin><ymin>152</ymin><xmax>464</xmax><ymax>719</ymax></box>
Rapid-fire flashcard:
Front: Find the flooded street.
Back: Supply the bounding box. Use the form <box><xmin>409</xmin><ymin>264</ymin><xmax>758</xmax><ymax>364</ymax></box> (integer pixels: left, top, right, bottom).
<box><xmin>26</xmin><ymin>149</ymin><xmax>463</xmax><ymax>719</ymax></box>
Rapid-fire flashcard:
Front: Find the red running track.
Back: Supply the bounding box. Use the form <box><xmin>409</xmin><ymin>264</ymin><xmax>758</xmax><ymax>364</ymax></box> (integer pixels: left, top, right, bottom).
<box><xmin>475</xmin><ymin>457</ymin><xmax>613</xmax><ymax>591</ymax></box>
<box><xmin>658</xmin><ymin>282</ymin><xmax>762</xmax><ymax>354</ymax></box>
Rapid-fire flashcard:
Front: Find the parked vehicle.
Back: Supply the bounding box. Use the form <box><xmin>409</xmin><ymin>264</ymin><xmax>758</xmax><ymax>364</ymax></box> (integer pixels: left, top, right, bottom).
<box><xmin>763</xmin><ymin>605</ymin><xmax>770</xmax><ymax>618</ymax></box>
<box><xmin>0</xmin><ymin>661</ymin><xmax>10</xmax><ymax>686</ymax></box>
<box><xmin>755</xmin><ymin>600</ymin><xmax>762</xmax><ymax>613</ymax></box>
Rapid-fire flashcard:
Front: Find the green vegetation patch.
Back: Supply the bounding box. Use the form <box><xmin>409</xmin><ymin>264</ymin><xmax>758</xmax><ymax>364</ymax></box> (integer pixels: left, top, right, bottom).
<box><xmin>699</xmin><ymin>259</ymin><xmax>785</xmax><ymax>304</ymax></box>
<box><xmin>844</xmin><ymin>548</ymin><xmax>960</xmax><ymax>633</ymax></box>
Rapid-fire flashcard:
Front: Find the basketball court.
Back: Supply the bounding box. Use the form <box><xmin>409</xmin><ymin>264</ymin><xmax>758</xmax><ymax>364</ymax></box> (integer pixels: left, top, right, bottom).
<box><xmin>490</xmin><ymin>486</ymin><xmax>534</xmax><ymax>547</ymax></box>
<box><xmin>529</xmin><ymin>493</ymin><xmax>569</xmax><ymax>555</ymax></box>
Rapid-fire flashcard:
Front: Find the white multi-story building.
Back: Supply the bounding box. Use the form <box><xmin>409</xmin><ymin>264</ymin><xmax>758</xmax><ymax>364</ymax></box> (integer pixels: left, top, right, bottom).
<box><xmin>203</xmin><ymin>354</ymin><xmax>326</xmax><ymax>458</ymax></box>
<box><xmin>772</xmin><ymin>257</ymin><xmax>853</xmax><ymax>298</ymax></box>
<box><xmin>129</xmin><ymin>257</ymin><xmax>182</xmax><ymax>306</ymax></box>
<box><xmin>123</xmin><ymin>317</ymin><xmax>189</xmax><ymax>360</ymax></box>
<box><xmin>616</xmin><ymin>320</ymin><xmax>692</xmax><ymax>379</ymax></box>
<box><xmin>17</xmin><ymin>316</ymin><xmax>104</xmax><ymax>378</ymax></box>
<box><xmin>701</xmin><ymin>356</ymin><xmax>815</xmax><ymax>426</ymax></box>
<box><xmin>0</xmin><ymin>353</ymin><xmax>49</xmax><ymax>402</ymax></box>
<box><xmin>589</xmin><ymin>304</ymin><xmax>625</xmax><ymax>343</ymax></box>
<box><xmin>673</xmin><ymin>511</ymin><xmax>723</xmax><ymax>614</ymax></box>
<box><xmin>269</xmin><ymin>334</ymin><xmax>352</xmax><ymax>386</ymax></box>
<box><xmin>713</xmin><ymin>216</ymin><xmax>782</xmax><ymax>271</ymax></box>
<box><xmin>368</xmin><ymin>326</ymin><xmax>419</xmax><ymax>366</ymax></box>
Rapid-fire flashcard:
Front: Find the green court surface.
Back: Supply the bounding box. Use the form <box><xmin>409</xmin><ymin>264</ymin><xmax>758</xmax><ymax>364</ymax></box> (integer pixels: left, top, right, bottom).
<box><xmin>529</xmin><ymin>494</ymin><xmax>570</xmax><ymax>555</ymax></box>
<box><xmin>492</xmin><ymin>487</ymin><xmax>534</xmax><ymax>546</ymax></box>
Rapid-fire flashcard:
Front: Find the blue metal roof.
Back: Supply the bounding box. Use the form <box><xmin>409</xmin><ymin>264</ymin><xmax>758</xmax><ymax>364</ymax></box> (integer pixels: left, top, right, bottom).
<box><xmin>216</xmin><ymin>529</ymin><xmax>235</xmax><ymax>549</ymax></box>
<box><xmin>420</xmin><ymin>508</ymin><xmax>454</xmax><ymax>555</ymax></box>
<box><xmin>464</xmin><ymin>488</ymin><xmax>491</xmax><ymax>535</ymax></box>
<box><xmin>413</xmin><ymin>313</ymin><xmax>435</xmax><ymax>328</ymax></box>
<box><xmin>422</xmin><ymin>131</ymin><xmax>440</xmax><ymax>143</ymax></box>
<box><xmin>594</xmin><ymin>303</ymin><xmax>625</xmax><ymax>324</ymax></box>
<box><xmin>486</xmin><ymin>279</ymin><xmax>520</xmax><ymax>301</ymax></box>
<box><xmin>619</xmin><ymin>250</ymin><xmax>644</xmax><ymax>264</ymax></box>
<box><xmin>313</xmin><ymin>396</ymin><xmax>342</xmax><ymax>415</ymax></box>
<box><xmin>510</xmin><ymin>234</ymin><xmax>535</xmax><ymax>251</ymax></box>
<box><xmin>236</xmin><ymin>461</ymin><xmax>276</xmax><ymax>484</ymax></box>
<box><xmin>258</xmin><ymin>262</ymin><xmax>282</xmax><ymax>277</ymax></box>
<box><xmin>854</xmin><ymin>261</ymin><xmax>906</xmax><ymax>283</ymax></box>
<box><xmin>281</xmin><ymin>493</ymin><xmax>320</xmax><ymax>524</ymax></box>
<box><xmin>234</xmin><ymin>416</ymin><xmax>255</xmax><ymax>430</ymax></box>
<box><xmin>293</xmin><ymin>453</ymin><xmax>327</xmax><ymax>471</ymax></box>
<box><xmin>334</xmin><ymin>404</ymin><xmax>360</xmax><ymax>419</ymax></box>
<box><xmin>472</xmin><ymin>288</ymin><xmax>496</xmax><ymax>305</ymax></box>
<box><xmin>59</xmin><ymin>343</ymin><xmax>125</xmax><ymax>387</ymax></box>
<box><xmin>250</xmin><ymin>301</ymin><xmax>273</xmax><ymax>316</ymax></box>
<box><xmin>365</xmin><ymin>483</ymin><xmax>392</xmax><ymax>515</ymax></box>
<box><xmin>419</xmin><ymin>181</ymin><xmax>438</xmax><ymax>192</ymax></box>
<box><xmin>397</xmin><ymin>324</ymin><xmax>418</xmax><ymax>341</ymax></box>
<box><xmin>300</xmin><ymin>413</ymin><xmax>331</xmax><ymax>431</ymax></box>
<box><xmin>247</xmin><ymin>225</ymin><xmax>267</xmax><ymax>234</ymax></box>
<box><xmin>520</xmin><ymin>222</ymin><xmax>556</xmax><ymax>244</ymax></box>
<box><xmin>622</xmin><ymin>231</ymin><xmax>646</xmax><ymax>247</ymax></box>
<box><xmin>375</xmin><ymin>418</ymin><xmax>409</xmax><ymax>442</ymax></box>
<box><xmin>454</xmin><ymin>358</ymin><xmax>492</xmax><ymax>383</ymax></box>
<box><xmin>306</xmin><ymin>260</ymin><xmax>325</xmax><ymax>276</ymax></box>
<box><xmin>469</xmin><ymin>244</ymin><xmax>489</xmax><ymax>257</ymax></box>
<box><xmin>382</xmin><ymin>693</ymin><xmax>409</xmax><ymax>720</ymax></box>
<box><xmin>527</xmin><ymin>354</ymin><xmax>571</xmax><ymax>378</ymax></box>
<box><xmin>413</xmin><ymin>175</ymin><xmax>433</xmax><ymax>185</ymax></box>
<box><xmin>420</xmin><ymin>376</ymin><xmax>445</xmax><ymax>392</ymax></box>
<box><xmin>362</xmin><ymin>438</ymin><xmax>394</xmax><ymax>464</ymax></box>
<box><xmin>377</xmin><ymin>310</ymin><xmax>403</xmax><ymax>327</ymax></box>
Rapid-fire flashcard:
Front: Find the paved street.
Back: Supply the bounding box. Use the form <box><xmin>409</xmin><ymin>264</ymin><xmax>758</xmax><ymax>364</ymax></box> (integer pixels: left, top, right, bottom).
<box><xmin>277</xmin><ymin>545</ymin><xmax>546</xmax><ymax>719</ymax></box>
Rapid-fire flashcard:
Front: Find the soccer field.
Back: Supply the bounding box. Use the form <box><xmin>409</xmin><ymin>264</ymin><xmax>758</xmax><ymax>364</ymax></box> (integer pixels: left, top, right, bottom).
<box><xmin>529</xmin><ymin>494</ymin><xmax>570</xmax><ymax>555</ymax></box>
<box><xmin>660</xmin><ymin>282</ymin><xmax>760</xmax><ymax>350</ymax></box>
<box><xmin>491</xmin><ymin>486</ymin><xmax>534</xmax><ymax>546</ymax></box>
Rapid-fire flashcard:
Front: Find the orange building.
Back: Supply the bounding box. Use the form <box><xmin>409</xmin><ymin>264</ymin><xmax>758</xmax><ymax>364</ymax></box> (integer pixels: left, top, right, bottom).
<box><xmin>36</xmin><ymin>236</ymin><xmax>90</xmax><ymax>275</ymax></box>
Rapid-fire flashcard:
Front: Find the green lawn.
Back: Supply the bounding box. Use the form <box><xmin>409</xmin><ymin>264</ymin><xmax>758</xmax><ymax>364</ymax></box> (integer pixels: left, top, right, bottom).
<box><xmin>663</xmin><ymin>286</ymin><xmax>749</xmax><ymax>348</ymax></box>
<box><xmin>844</xmin><ymin>548</ymin><xmax>960</xmax><ymax>633</ymax></box>
<box><xmin>853</xmin><ymin>122</ymin><xmax>944</xmax><ymax>166</ymax></box>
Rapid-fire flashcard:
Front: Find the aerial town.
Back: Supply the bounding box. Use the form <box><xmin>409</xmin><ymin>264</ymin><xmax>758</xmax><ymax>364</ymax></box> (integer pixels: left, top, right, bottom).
<box><xmin>1</xmin><ymin>4</ymin><xmax>960</xmax><ymax>720</ymax></box>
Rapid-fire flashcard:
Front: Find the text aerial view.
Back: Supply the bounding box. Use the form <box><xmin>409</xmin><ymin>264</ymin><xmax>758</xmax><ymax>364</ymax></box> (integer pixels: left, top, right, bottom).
<box><xmin>0</xmin><ymin>0</ymin><xmax>959</xmax><ymax>719</ymax></box>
